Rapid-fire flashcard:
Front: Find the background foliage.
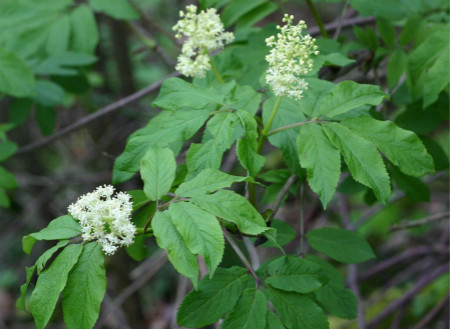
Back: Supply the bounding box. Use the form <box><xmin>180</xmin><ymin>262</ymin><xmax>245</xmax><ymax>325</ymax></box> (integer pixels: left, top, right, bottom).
<box><xmin>0</xmin><ymin>0</ymin><xmax>448</xmax><ymax>328</ymax></box>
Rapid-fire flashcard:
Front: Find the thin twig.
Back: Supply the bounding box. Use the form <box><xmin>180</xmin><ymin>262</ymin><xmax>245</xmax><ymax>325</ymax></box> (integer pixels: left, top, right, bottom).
<box><xmin>340</xmin><ymin>195</ymin><xmax>366</xmax><ymax>329</ymax></box>
<box><xmin>367</xmin><ymin>263</ymin><xmax>449</xmax><ymax>329</ymax></box>
<box><xmin>126</xmin><ymin>0</ymin><xmax>179</xmax><ymax>45</ymax></box>
<box><xmin>97</xmin><ymin>250</ymin><xmax>168</xmax><ymax>328</ymax></box>
<box><xmin>333</xmin><ymin>0</ymin><xmax>349</xmax><ymax>40</ymax></box>
<box><xmin>309</xmin><ymin>16</ymin><xmax>375</xmax><ymax>37</ymax></box>
<box><xmin>268</xmin><ymin>174</ymin><xmax>297</xmax><ymax>222</ymax></box>
<box><xmin>359</xmin><ymin>246</ymin><xmax>431</xmax><ymax>280</ymax></box>
<box><xmin>223</xmin><ymin>228</ymin><xmax>260</xmax><ymax>283</ymax></box>
<box><xmin>17</xmin><ymin>72</ymin><xmax>180</xmax><ymax>155</ymax></box>
<box><xmin>170</xmin><ymin>275</ymin><xmax>189</xmax><ymax>329</ymax></box>
<box><xmin>413</xmin><ymin>294</ymin><xmax>450</xmax><ymax>329</ymax></box>
<box><xmin>244</xmin><ymin>237</ymin><xmax>260</xmax><ymax>269</ymax></box>
<box><xmin>390</xmin><ymin>212</ymin><xmax>449</xmax><ymax>232</ymax></box>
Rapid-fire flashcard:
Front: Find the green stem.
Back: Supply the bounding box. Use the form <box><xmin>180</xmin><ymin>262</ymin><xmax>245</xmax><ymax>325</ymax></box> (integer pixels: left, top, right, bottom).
<box><xmin>305</xmin><ymin>0</ymin><xmax>329</xmax><ymax>38</ymax></box>
<box><xmin>267</xmin><ymin>119</ymin><xmax>319</xmax><ymax>136</ymax></box>
<box><xmin>210</xmin><ymin>57</ymin><xmax>225</xmax><ymax>84</ymax></box>
<box><xmin>256</xmin><ymin>96</ymin><xmax>282</xmax><ymax>154</ymax></box>
<box><xmin>248</xmin><ymin>96</ymin><xmax>282</xmax><ymax>207</ymax></box>
<box><xmin>135</xmin><ymin>227</ymin><xmax>153</xmax><ymax>236</ymax></box>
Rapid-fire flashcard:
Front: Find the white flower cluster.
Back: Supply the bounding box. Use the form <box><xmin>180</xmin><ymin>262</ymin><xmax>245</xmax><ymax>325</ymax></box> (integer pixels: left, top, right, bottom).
<box><xmin>265</xmin><ymin>14</ymin><xmax>319</xmax><ymax>100</ymax></box>
<box><xmin>68</xmin><ymin>185</ymin><xmax>136</xmax><ymax>255</ymax></box>
<box><xmin>173</xmin><ymin>5</ymin><xmax>234</xmax><ymax>78</ymax></box>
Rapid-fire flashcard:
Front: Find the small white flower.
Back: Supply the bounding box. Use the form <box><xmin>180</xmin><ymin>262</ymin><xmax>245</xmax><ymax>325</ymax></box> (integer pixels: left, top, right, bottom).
<box><xmin>265</xmin><ymin>14</ymin><xmax>319</xmax><ymax>100</ymax></box>
<box><xmin>173</xmin><ymin>5</ymin><xmax>234</xmax><ymax>78</ymax></box>
<box><xmin>68</xmin><ymin>185</ymin><xmax>136</xmax><ymax>255</ymax></box>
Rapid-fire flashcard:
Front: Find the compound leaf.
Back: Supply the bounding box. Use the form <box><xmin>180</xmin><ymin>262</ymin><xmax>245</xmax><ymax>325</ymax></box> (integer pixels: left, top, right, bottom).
<box><xmin>168</xmin><ymin>202</ymin><xmax>224</xmax><ymax>276</ymax></box>
<box><xmin>30</xmin><ymin>244</ymin><xmax>83</xmax><ymax>329</ymax></box>
<box><xmin>297</xmin><ymin>124</ymin><xmax>340</xmax><ymax>208</ymax></box>
<box><xmin>342</xmin><ymin>116</ymin><xmax>434</xmax><ymax>177</ymax></box>
<box><xmin>323</xmin><ymin>122</ymin><xmax>391</xmax><ymax>203</ymax></box>
<box><xmin>177</xmin><ymin>266</ymin><xmax>249</xmax><ymax>327</ymax></box>
<box><xmin>62</xmin><ymin>243</ymin><xmax>106</xmax><ymax>329</ymax></box>
<box><xmin>152</xmin><ymin>211</ymin><xmax>199</xmax><ymax>287</ymax></box>
<box><xmin>221</xmin><ymin>288</ymin><xmax>267</xmax><ymax>329</ymax></box>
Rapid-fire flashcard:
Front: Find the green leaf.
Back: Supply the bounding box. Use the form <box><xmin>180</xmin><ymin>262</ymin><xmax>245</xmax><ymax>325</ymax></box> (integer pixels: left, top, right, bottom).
<box><xmin>377</xmin><ymin>18</ymin><xmax>395</xmax><ymax>47</ymax></box>
<box><xmin>23</xmin><ymin>215</ymin><xmax>82</xmax><ymax>254</ymax></box>
<box><xmin>152</xmin><ymin>211</ymin><xmax>198</xmax><ymax>287</ymax></box>
<box><xmin>0</xmin><ymin>47</ymin><xmax>34</xmax><ymax>97</ymax></box>
<box><xmin>267</xmin><ymin>287</ymin><xmax>329</xmax><ymax>329</ymax></box>
<box><xmin>408</xmin><ymin>29</ymin><xmax>449</xmax><ymax>108</ymax></box>
<box><xmin>349</xmin><ymin>0</ymin><xmax>413</xmax><ymax>20</ymax></box>
<box><xmin>177</xmin><ymin>266</ymin><xmax>250</xmax><ymax>327</ymax></box>
<box><xmin>306</xmin><ymin>255</ymin><xmax>345</xmax><ymax>288</ymax></box>
<box><xmin>185</xmin><ymin>112</ymin><xmax>242</xmax><ymax>177</ymax></box>
<box><xmin>387</xmin><ymin>49</ymin><xmax>407</xmax><ymax>90</ymax></box>
<box><xmin>33</xmin><ymin>80</ymin><xmax>65</xmax><ymax>106</ymax></box>
<box><xmin>0</xmin><ymin>141</ymin><xmax>17</xmax><ymax>162</ymax></box>
<box><xmin>262</xmin><ymin>219</ymin><xmax>296</xmax><ymax>247</ymax></box>
<box><xmin>46</xmin><ymin>15</ymin><xmax>70</xmax><ymax>55</ymax></box>
<box><xmin>113</xmin><ymin>109</ymin><xmax>210</xmax><ymax>181</ymax></box>
<box><xmin>315</xmin><ymin>286</ymin><xmax>357</xmax><ymax>319</ymax></box>
<box><xmin>153</xmin><ymin>77</ymin><xmax>224</xmax><ymax>111</ymax></box>
<box><xmin>35</xmin><ymin>52</ymin><xmax>98</xmax><ymax>76</ymax></box>
<box><xmin>0</xmin><ymin>165</ymin><xmax>17</xmax><ymax>189</ymax></box>
<box><xmin>295</xmin><ymin>78</ymin><xmax>335</xmax><ymax>117</ymax></box>
<box><xmin>235</xmin><ymin>2</ymin><xmax>277</xmax><ymax>29</ymax></box>
<box><xmin>265</xmin><ymin>311</ymin><xmax>285</xmax><ymax>329</ymax></box>
<box><xmin>323</xmin><ymin>122</ymin><xmax>391</xmax><ymax>203</ymax></box>
<box><xmin>342</xmin><ymin>116</ymin><xmax>434</xmax><ymax>177</ymax></box>
<box><xmin>264</xmin><ymin>96</ymin><xmax>307</xmax><ymax>175</ymax></box>
<box><xmin>265</xmin><ymin>256</ymin><xmax>326</xmax><ymax>294</ymax></box>
<box><xmin>175</xmin><ymin>168</ymin><xmax>247</xmax><ymax>197</ymax></box>
<box><xmin>191</xmin><ymin>190</ymin><xmax>267</xmax><ymax>235</ymax></box>
<box><xmin>70</xmin><ymin>5</ymin><xmax>99</xmax><ymax>54</ymax></box>
<box><xmin>36</xmin><ymin>105</ymin><xmax>56</xmax><ymax>136</ymax></box>
<box><xmin>353</xmin><ymin>26</ymin><xmax>378</xmax><ymax>51</ymax></box>
<box><xmin>35</xmin><ymin>240</ymin><xmax>70</xmax><ymax>274</ymax></box>
<box><xmin>399</xmin><ymin>16</ymin><xmax>423</xmax><ymax>46</ymax></box>
<box><xmin>223</xmin><ymin>83</ymin><xmax>262</xmax><ymax>115</ymax></box>
<box><xmin>221</xmin><ymin>0</ymin><xmax>266</xmax><ymax>27</ymax></box>
<box><xmin>236</xmin><ymin>110</ymin><xmax>265</xmax><ymax>176</ymax></box>
<box><xmin>421</xmin><ymin>135</ymin><xmax>449</xmax><ymax>171</ymax></box>
<box><xmin>89</xmin><ymin>0</ymin><xmax>139</xmax><ymax>20</ymax></box>
<box><xmin>16</xmin><ymin>265</ymin><xmax>36</xmax><ymax>311</ymax></box>
<box><xmin>0</xmin><ymin>188</ymin><xmax>9</xmax><ymax>208</ymax></box>
<box><xmin>318</xmin><ymin>81</ymin><xmax>387</xmax><ymax>118</ymax></box>
<box><xmin>168</xmin><ymin>202</ymin><xmax>224</xmax><ymax>275</ymax></box>
<box><xmin>390</xmin><ymin>166</ymin><xmax>430</xmax><ymax>202</ymax></box>
<box><xmin>221</xmin><ymin>288</ymin><xmax>267</xmax><ymax>329</ymax></box>
<box><xmin>297</xmin><ymin>124</ymin><xmax>340</xmax><ymax>208</ymax></box>
<box><xmin>306</xmin><ymin>228</ymin><xmax>376</xmax><ymax>263</ymax></box>
<box><xmin>8</xmin><ymin>98</ymin><xmax>32</xmax><ymax>126</ymax></box>
<box><xmin>140</xmin><ymin>146</ymin><xmax>176</xmax><ymax>201</ymax></box>
<box><xmin>62</xmin><ymin>243</ymin><xmax>106</xmax><ymax>329</ymax></box>
<box><xmin>30</xmin><ymin>244</ymin><xmax>83</xmax><ymax>329</ymax></box>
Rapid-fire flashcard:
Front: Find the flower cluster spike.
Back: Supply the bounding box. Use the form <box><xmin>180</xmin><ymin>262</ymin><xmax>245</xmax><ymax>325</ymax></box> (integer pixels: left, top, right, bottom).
<box><xmin>265</xmin><ymin>14</ymin><xmax>319</xmax><ymax>100</ymax></box>
<box><xmin>173</xmin><ymin>5</ymin><xmax>234</xmax><ymax>78</ymax></box>
<box><xmin>68</xmin><ymin>185</ymin><xmax>136</xmax><ymax>255</ymax></box>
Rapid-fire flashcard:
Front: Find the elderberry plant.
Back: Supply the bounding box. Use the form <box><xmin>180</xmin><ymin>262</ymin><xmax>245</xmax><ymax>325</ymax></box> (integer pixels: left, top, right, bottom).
<box><xmin>14</xmin><ymin>1</ymin><xmax>446</xmax><ymax>329</ymax></box>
